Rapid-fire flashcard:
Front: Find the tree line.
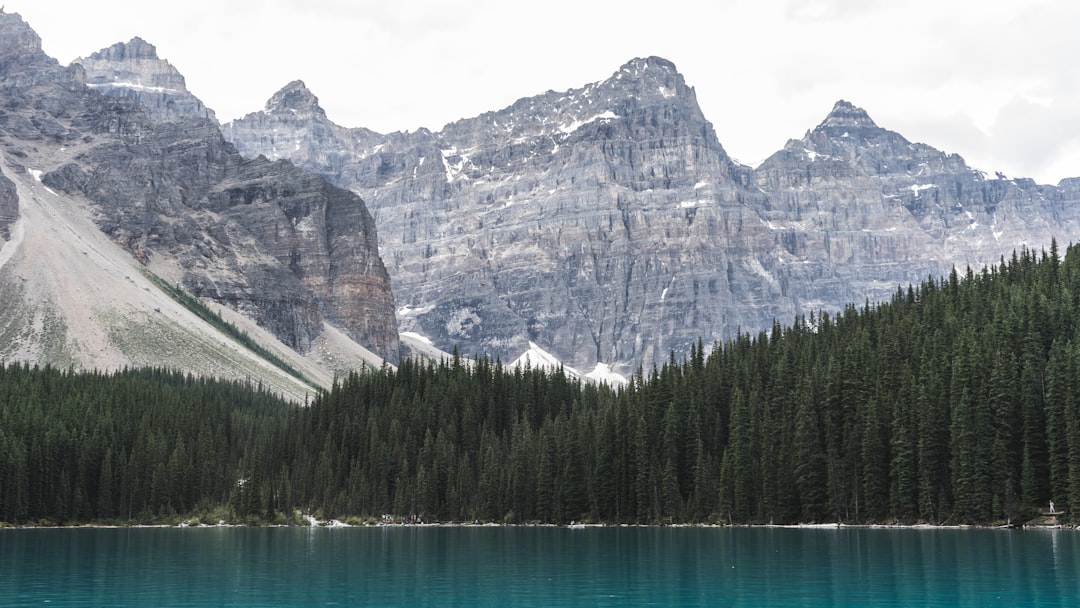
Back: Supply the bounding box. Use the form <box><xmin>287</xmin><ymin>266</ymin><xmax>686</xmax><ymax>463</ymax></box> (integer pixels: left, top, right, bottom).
<box><xmin>3</xmin><ymin>242</ymin><xmax>1080</xmax><ymax>525</ymax></box>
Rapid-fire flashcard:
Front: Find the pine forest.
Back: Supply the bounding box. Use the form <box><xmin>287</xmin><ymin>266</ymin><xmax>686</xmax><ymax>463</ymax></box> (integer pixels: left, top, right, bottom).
<box><xmin>3</xmin><ymin>243</ymin><xmax>1080</xmax><ymax>527</ymax></box>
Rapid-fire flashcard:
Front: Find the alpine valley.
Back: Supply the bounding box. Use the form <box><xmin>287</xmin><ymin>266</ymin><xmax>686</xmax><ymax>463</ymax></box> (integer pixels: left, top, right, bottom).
<box><xmin>2</xmin><ymin>9</ymin><xmax>1079</xmax><ymax>391</ymax></box>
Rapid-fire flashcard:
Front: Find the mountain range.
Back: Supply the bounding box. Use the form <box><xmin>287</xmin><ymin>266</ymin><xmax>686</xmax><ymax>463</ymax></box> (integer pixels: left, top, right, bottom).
<box><xmin>222</xmin><ymin>58</ymin><xmax>1080</xmax><ymax>378</ymax></box>
<box><xmin>2</xmin><ymin>9</ymin><xmax>1078</xmax><ymax>389</ymax></box>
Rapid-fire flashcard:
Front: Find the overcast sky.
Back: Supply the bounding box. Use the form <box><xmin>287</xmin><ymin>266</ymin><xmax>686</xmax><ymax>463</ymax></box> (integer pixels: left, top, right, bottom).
<box><xmin>10</xmin><ymin>0</ymin><xmax>1080</xmax><ymax>184</ymax></box>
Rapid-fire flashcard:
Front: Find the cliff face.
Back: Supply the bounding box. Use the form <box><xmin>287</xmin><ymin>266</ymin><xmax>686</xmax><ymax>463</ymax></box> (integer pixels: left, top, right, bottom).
<box><xmin>227</xmin><ymin>59</ymin><xmax>765</xmax><ymax>371</ymax></box>
<box><xmin>0</xmin><ymin>13</ymin><xmax>399</xmax><ymax>366</ymax></box>
<box><xmin>224</xmin><ymin>63</ymin><xmax>1080</xmax><ymax>376</ymax></box>
<box><xmin>202</xmin><ymin>160</ymin><xmax>398</xmax><ymax>355</ymax></box>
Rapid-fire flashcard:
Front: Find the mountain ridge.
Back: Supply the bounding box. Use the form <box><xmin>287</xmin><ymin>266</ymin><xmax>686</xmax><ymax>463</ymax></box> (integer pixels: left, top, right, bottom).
<box><xmin>225</xmin><ymin>60</ymin><xmax>1080</xmax><ymax>375</ymax></box>
<box><xmin>5</xmin><ymin>6</ymin><xmax>1079</xmax><ymax>381</ymax></box>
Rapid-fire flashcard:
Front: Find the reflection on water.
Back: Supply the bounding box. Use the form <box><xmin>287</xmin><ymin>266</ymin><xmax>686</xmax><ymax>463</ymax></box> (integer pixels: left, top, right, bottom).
<box><xmin>1</xmin><ymin>526</ymin><xmax>1078</xmax><ymax>607</ymax></box>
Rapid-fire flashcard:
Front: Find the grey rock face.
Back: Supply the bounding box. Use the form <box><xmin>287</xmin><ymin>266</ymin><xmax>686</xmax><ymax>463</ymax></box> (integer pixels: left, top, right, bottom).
<box><xmin>75</xmin><ymin>38</ymin><xmax>215</xmax><ymax>123</ymax></box>
<box><xmin>0</xmin><ymin>168</ymin><xmax>17</xmax><ymax>239</ymax></box>
<box><xmin>204</xmin><ymin>158</ymin><xmax>398</xmax><ymax>355</ymax></box>
<box><xmin>225</xmin><ymin>62</ymin><xmax>1080</xmax><ymax>376</ymax></box>
<box><xmin>227</xmin><ymin>58</ymin><xmax>756</xmax><ymax>371</ymax></box>
<box><xmin>0</xmin><ymin>11</ymin><xmax>399</xmax><ymax>362</ymax></box>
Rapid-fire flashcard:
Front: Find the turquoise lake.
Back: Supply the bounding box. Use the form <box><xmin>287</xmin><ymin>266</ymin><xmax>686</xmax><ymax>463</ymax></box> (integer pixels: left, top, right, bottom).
<box><xmin>2</xmin><ymin>526</ymin><xmax>1078</xmax><ymax>606</ymax></box>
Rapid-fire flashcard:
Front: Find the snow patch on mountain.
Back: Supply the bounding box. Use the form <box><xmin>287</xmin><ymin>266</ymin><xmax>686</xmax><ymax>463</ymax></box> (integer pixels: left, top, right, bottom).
<box><xmin>88</xmin><ymin>81</ymin><xmax>180</xmax><ymax>94</ymax></box>
<box><xmin>511</xmin><ymin>342</ymin><xmax>626</xmax><ymax>385</ymax></box>
<box><xmin>584</xmin><ymin>362</ymin><xmax>627</xmax><ymax>386</ymax></box>
<box><xmin>400</xmin><ymin>331</ymin><xmax>433</xmax><ymax>346</ymax></box>
<box><xmin>398</xmin><ymin>304</ymin><xmax>435</xmax><ymax>317</ymax></box>
<box><xmin>558</xmin><ymin>111</ymin><xmax>618</xmax><ymax>134</ymax></box>
<box><xmin>512</xmin><ymin>341</ymin><xmax>562</xmax><ymax>369</ymax></box>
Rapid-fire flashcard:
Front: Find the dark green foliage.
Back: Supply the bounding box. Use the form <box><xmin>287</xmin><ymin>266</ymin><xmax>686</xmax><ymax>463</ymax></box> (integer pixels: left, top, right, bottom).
<box><xmin>0</xmin><ymin>366</ymin><xmax>292</xmax><ymax>524</ymax></box>
<box><xmin>3</xmin><ymin>245</ymin><xmax>1080</xmax><ymax>525</ymax></box>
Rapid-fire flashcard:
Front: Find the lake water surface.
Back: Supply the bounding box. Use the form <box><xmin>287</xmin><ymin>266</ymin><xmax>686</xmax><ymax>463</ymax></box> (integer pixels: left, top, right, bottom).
<box><xmin>2</xmin><ymin>526</ymin><xmax>1078</xmax><ymax>606</ymax></box>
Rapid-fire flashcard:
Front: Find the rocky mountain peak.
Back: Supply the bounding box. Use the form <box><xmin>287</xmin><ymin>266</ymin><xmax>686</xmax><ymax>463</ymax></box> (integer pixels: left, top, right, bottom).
<box><xmin>818</xmin><ymin>100</ymin><xmax>878</xmax><ymax>129</ymax></box>
<box><xmin>265</xmin><ymin>80</ymin><xmax>326</xmax><ymax>119</ymax></box>
<box><xmin>787</xmin><ymin>98</ymin><xmax>920</xmax><ymax>172</ymax></box>
<box><xmin>759</xmin><ymin>98</ymin><xmax>965</xmax><ymax>186</ymax></box>
<box><xmin>75</xmin><ymin>37</ymin><xmax>215</xmax><ymax>122</ymax></box>
<box><xmin>87</xmin><ymin>37</ymin><xmax>159</xmax><ymax>62</ymax></box>
<box><xmin>78</xmin><ymin>37</ymin><xmax>180</xmax><ymax>84</ymax></box>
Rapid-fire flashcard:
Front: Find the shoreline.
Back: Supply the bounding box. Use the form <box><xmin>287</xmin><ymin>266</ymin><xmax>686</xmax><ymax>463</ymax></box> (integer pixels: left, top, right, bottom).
<box><xmin>2</xmin><ymin>519</ymin><xmax>1074</xmax><ymax>531</ymax></box>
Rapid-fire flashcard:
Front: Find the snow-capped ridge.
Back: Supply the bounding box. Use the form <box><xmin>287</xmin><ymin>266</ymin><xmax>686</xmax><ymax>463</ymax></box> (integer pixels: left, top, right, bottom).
<box><xmin>604</xmin><ymin>56</ymin><xmax>690</xmax><ymax>102</ymax></box>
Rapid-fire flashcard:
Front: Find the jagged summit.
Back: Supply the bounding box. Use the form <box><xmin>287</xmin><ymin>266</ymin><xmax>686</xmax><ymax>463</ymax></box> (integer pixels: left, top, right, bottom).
<box><xmin>459</xmin><ymin>55</ymin><xmax>696</xmax><ymax>131</ymax></box>
<box><xmin>815</xmin><ymin>100</ymin><xmax>879</xmax><ymax>131</ymax></box>
<box><xmin>799</xmin><ymin>99</ymin><xmax>903</xmax><ymax>154</ymax></box>
<box><xmin>265</xmin><ymin>80</ymin><xmax>325</xmax><ymax>118</ymax></box>
<box><xmin>87</xmin><ymin>37</ymin><xmax>159</xmax><ymax>62</ymax></box>
<box><xmin>759</xmin><ymin>98</ymin><xmax>968</xmax><ymax>185</ymax></box>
